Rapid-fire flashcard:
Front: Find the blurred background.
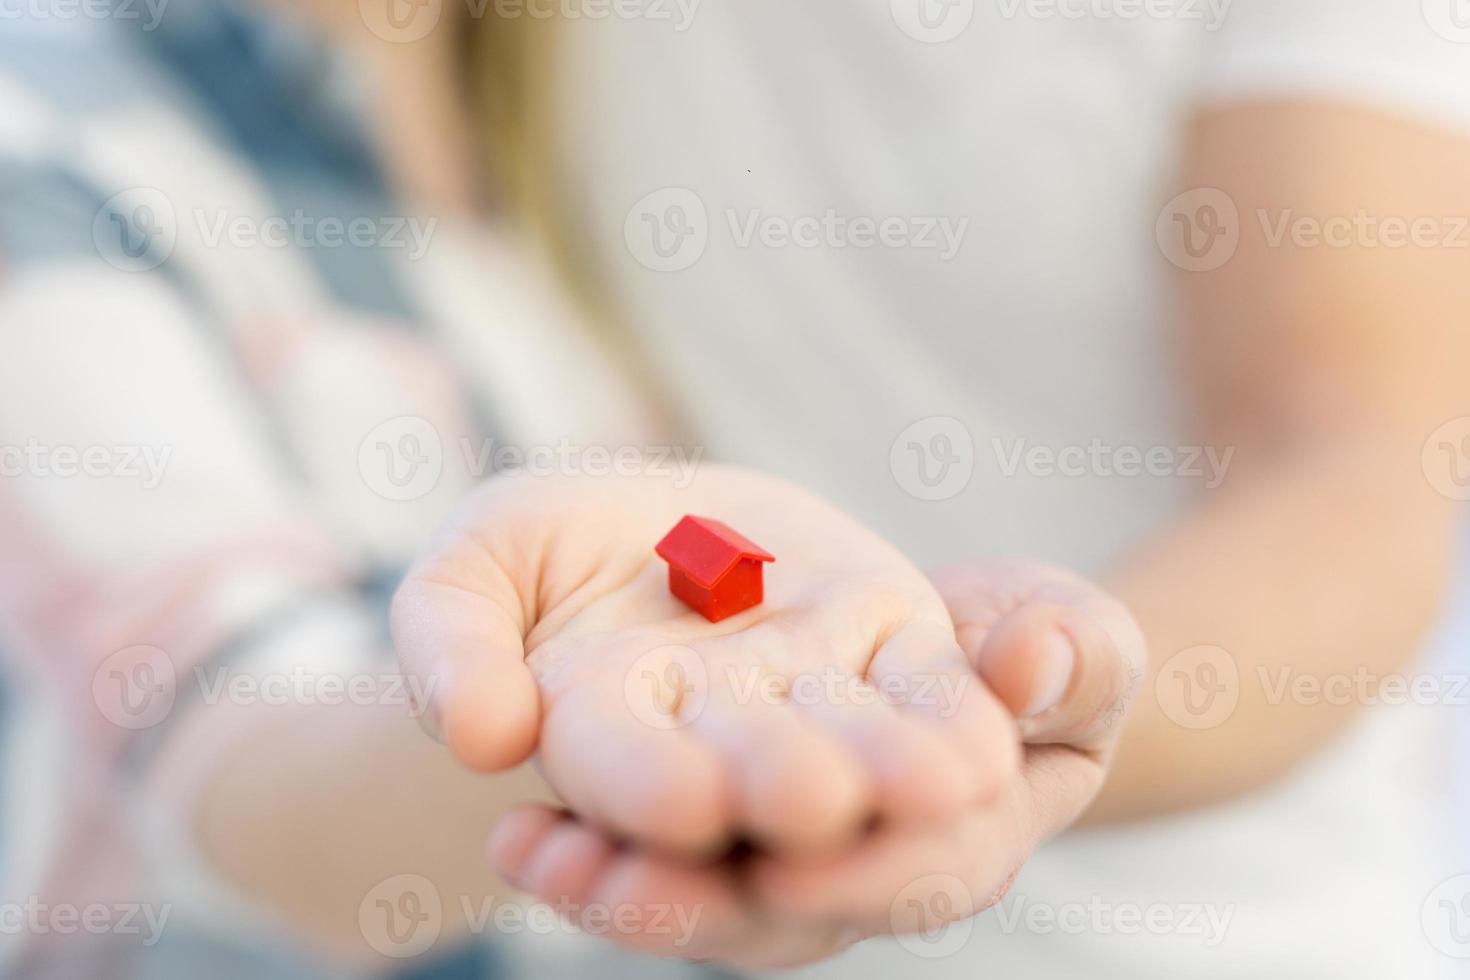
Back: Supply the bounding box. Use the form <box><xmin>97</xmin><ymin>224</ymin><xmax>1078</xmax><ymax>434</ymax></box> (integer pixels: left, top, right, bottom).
<box><xmin>0</xmin><ymin>0</ymin><xmax>1468</xmax><ymax>977</ymax></box>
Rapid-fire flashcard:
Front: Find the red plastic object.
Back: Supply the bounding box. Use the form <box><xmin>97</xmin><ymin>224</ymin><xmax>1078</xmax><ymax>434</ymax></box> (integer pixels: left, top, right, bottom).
<box><xmin>654</xmin><ymin>515</ymin><xmax>775</xmax><ymax>622</ymax></box>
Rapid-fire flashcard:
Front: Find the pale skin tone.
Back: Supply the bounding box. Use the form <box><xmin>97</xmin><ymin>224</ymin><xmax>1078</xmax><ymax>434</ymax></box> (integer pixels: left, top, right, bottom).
<box><xmin>173</xmin><ymin>3</ymin><xmax>1470</xmax><ymax>968</ymax></box>
<box><xmin>394</xmin><ymin>472</ymin><xmax>1145</xmax><ymax>967</ymax></box>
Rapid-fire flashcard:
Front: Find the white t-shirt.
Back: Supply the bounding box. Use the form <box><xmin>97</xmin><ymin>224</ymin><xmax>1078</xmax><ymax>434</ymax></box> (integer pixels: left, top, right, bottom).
<box><xmin>551</xmin><ymin>2</ymin><xmax>1470</xmax><ymax>976</ymax></box>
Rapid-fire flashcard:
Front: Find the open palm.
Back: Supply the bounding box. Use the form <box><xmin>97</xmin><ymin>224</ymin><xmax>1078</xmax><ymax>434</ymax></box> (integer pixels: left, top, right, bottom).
<box><xmin>392</xmin><ymin>465</ymin><xmax>1019</xmax><ymax>856</ymax></box>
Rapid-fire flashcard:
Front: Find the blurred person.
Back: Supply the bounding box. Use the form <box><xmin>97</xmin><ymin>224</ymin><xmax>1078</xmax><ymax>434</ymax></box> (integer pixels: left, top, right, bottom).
<box><xmin>407</xmin><ymin>1</ymin><xmax>1470</xmax><ymax>977</ymax></box>
<box><xmin>0</xmin><ymin>3</ymin><xmax>1468</xmax><ymax>980</ymax></box>
<box><xmin>0</xmin><ymin>1</ymin><xmax>655</xmax><ymax>977</ymax></box>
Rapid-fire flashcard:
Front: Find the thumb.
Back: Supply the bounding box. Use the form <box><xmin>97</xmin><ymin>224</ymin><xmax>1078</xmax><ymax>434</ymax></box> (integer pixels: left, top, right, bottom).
<box><xmin>931</xmin><ymin>562</ymin><xmax>1146</xmax><ymax>753</ymax></box>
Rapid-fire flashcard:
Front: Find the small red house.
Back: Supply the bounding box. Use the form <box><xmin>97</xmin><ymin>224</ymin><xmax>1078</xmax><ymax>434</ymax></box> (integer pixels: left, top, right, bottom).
<box><xmin>655</xmin><ymin>515</ymin><xmax>775</xmax><ymax>622</ymax></box>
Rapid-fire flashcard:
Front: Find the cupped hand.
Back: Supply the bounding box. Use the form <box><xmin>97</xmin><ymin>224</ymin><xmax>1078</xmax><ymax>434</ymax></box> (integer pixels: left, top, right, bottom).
<box><xmin>392</xmin><ymin>466</ymin><xmax>1019</xmax><ymax>857</ymax></box>
<box><xmin>484</xmin><ymin>560</ymin><xmax>1146</xmax><ymax>969</ymax></box>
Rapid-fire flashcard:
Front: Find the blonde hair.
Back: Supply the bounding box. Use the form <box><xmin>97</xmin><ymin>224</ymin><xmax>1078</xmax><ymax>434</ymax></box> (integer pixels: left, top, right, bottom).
<box><xmin>468</xmin><ymin>16</ymin><xmax>584</xmax><ymax>284</ymax></box>
<box><xmin>466</xmin><ymin>15</ymin><xmax>679</xmax><ymax>428</ymax></box>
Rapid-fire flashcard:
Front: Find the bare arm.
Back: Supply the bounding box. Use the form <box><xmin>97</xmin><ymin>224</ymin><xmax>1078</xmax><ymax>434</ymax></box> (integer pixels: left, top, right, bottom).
<box><xmin>187</xmin><ymin>700</ymin><xmax>550</xmax><ymax>964</ymax></box>
<box><xmin>1091</xmin><ymin>101</ymin><xmax>1470</xmax><ymax>820</ymax></box>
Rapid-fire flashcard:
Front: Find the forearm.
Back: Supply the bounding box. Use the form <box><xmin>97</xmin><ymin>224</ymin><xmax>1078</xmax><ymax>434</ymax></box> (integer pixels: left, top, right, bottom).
<box><xmin>187</xmin><ymin>700</ymin><xmax>550</xmax><ymax>964</ymax></box>
<box><xmin>1089</xmin><ymin>430</ymin><xmax>1458</xmax><ymax>822</ymax></box>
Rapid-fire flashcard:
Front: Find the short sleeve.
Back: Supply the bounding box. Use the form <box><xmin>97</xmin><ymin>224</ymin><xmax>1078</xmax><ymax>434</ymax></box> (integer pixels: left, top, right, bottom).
<box><xmin>1199</xmin><ymin>0</ymin><xmax>1470</xmax><ymax>135</ymax></box>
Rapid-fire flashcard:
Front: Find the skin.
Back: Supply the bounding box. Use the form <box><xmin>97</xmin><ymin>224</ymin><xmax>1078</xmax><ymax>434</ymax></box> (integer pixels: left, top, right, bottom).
<box><xmin>450</xmin><ymin>103</ymin><xmax>1470</xmax><ymax>966</ymax></box>
<box><xmin>176</xmin><ymin>3</ymin><xmax>1470</xmax><ymax>968</ymax></box>
<box><xmin>426</xmin><ymin>529</ymin><xmax>1146</xmax><ymax>968</ymax></box>
<box><xmin>1093</xmin><ymin>101</ymin><xmax>1469</xmax><ymax>820</ymax></box>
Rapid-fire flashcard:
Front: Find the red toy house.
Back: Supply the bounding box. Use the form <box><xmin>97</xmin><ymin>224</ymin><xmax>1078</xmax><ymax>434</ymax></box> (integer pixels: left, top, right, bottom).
<box><xmin>655</xmin><ymin>515</ymin><xmax>775</xmax><ymax>622</ymax></box>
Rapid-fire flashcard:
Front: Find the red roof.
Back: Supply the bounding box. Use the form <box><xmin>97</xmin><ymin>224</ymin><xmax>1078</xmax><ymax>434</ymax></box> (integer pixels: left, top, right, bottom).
<box><xmin>655</xmin><ymin>515</ymin><xmax>775</xmax><ymax>588</ymax></box>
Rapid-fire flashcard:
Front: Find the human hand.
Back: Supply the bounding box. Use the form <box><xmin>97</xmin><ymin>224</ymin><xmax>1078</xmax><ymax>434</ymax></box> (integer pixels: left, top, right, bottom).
<box><xmin>392</xmin><ymin>466</ymin><xmax>1019</xmax><ymax>857</ymax></box>
<box><xmin>484</xmin><ymin>560</ymin><xmax>1146</xmax><ymax>968</ymax></box>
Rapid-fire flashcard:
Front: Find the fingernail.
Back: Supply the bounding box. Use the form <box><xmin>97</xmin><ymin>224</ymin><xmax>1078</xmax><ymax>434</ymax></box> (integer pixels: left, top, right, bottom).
<box><xmin>1024</xmin><ymin>629</ymin><xmax>1075</xmax><ymax>717</ymax></box>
